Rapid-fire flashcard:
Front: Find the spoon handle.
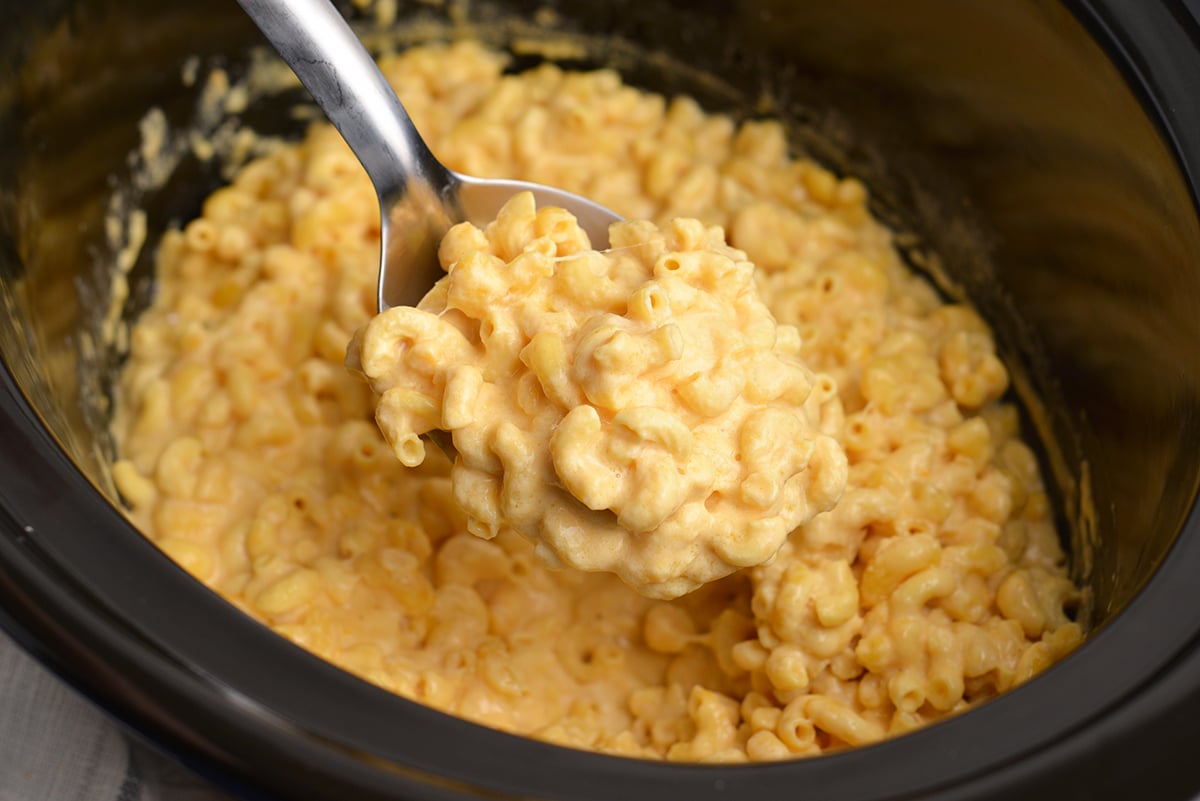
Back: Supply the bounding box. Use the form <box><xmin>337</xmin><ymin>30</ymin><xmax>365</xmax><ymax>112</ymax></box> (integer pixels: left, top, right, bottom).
<box><xmin>235</xmin><ymin>0</ymin><xmax>451</xmax><ymax>203</ymax></box>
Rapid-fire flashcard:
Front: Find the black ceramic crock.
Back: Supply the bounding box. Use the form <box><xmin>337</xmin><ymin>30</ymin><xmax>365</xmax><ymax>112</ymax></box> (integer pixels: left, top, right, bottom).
<box><xmin>2</xmin><ymin>1</ymin><xmax>1199</xmax><ymax>799</ymax></box>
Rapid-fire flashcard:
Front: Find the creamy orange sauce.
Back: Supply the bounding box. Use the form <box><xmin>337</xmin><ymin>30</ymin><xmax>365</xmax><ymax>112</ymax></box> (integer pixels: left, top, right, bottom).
<box><xmin>111</xmin><ymin>41</ymin><xmax>1081</xmax><ymax>761</ymax></box>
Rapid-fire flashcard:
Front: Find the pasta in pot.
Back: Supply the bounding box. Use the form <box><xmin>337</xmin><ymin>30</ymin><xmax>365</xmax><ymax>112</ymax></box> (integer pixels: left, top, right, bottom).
<box><xmin>110</xmin><ymin>40</ymin><xmax>1082</xmax><ymax>761</ymax></box>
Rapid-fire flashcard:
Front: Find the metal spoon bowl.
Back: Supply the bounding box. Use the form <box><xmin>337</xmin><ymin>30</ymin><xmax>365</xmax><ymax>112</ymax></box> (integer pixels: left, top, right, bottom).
<box><xmin>237</xmin><ymin>0</ymin><xmax>622</xmax><ymax>311</ymax></box>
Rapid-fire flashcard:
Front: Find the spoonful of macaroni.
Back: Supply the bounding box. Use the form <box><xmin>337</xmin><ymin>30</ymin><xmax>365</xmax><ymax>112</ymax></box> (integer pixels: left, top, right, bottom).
<box><xmin>346</xmin><ymin>193</ymin><xmax>850</xmax><ymax>599</ymax></box>
<box><xmin>239</xmin><ymin>0</ymin><xmax>849</xmax><ymax>599</ymax></box>
<box><xmin>236</xmin><ymin>0</ymin><xmax>622</xmax><ymax>311</ymax></box>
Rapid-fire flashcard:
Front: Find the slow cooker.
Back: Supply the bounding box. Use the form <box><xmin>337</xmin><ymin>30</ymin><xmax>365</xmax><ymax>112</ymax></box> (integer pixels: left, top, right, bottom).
<box><xmin>2</xmin><ymin>0</ymin><xmax>1199</xmax><ymax>799</ymax></box>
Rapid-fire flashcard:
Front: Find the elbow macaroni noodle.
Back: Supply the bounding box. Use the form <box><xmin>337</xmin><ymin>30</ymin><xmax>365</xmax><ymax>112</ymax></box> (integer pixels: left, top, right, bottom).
<box><xmin>347</xmin><ymin>194</ymin><xmax>848</xmax><ymax>598</ymax></box>
<box><xmin>111</xmin><ymin>41</ymin><xmax>1083</xmax><ymax>761</ymax></box>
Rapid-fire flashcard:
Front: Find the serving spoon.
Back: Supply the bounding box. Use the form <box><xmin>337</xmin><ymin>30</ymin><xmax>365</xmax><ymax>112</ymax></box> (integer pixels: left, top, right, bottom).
<box><xmin>236</xmin><ymin>0</ymin><xmax>622</xmax><ymax>311</ymax></box>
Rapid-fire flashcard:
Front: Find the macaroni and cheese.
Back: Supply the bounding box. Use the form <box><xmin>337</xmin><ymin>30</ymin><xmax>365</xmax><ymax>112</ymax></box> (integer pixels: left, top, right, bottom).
<box><xmin>349</xmin><ymin>195</ymin><xmax>848</xmax><ymax>598</ymax></box>
<box><xmin>111</xmin><ymin>40</ymin><xmax>1082</xmax><ymax>761</ymax></box>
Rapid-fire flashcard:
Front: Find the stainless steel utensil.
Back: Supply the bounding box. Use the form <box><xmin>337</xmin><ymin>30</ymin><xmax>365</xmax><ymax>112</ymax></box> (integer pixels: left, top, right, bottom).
<box><xmin>236</xmin><ymin>0</ymin><xmax>622</xmax><ymax>311</ymax></box>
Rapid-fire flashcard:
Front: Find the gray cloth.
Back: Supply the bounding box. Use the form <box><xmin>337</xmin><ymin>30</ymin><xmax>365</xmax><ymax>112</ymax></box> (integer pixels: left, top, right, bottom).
<box><xmin>0</xmin><ymin>629</ymin><xmax>234</xmax><ymax>801</ymax></box>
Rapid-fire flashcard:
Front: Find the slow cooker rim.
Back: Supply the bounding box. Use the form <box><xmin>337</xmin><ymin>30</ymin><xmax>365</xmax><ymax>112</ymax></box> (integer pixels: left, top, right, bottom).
<box><xmin>1070</xmin><ymin>0</ymin><xmax>1200</xmax><ymax>201</ymax></box>
<box><xmin>3</xmin><ymin>0</ymin><xmax>1200</xmax><ymax>799</ymax></box>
